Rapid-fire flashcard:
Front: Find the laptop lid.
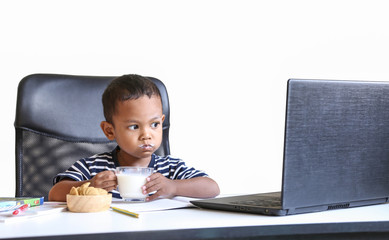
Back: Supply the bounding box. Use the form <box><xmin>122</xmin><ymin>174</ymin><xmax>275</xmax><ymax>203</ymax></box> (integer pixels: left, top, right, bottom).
<box><xmin>282</xmin><ymin>79</ymin><xmax>389</xmax><ymax>214</ymax></box>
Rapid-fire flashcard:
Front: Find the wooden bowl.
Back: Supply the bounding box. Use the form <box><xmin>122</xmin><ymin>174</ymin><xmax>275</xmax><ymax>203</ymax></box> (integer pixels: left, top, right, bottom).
<box><xmin>66</xmin><ymin>194</ymin><xmax>112</xmax><ymax>213</ymax></box>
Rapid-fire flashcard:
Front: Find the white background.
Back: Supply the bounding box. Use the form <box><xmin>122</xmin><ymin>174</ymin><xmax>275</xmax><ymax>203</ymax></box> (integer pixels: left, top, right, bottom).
<box><xmin>1</xmin><ymin>0</ymin><xmax>389</xmax><ymax>197</ymax></box>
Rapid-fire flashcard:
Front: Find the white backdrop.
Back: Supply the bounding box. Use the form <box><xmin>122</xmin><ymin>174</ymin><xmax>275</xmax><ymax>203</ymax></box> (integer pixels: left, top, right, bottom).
<box><xmin>1</xmin><ymin>0</ymin><xmax>389</xmax><ymax>197</ymax></box>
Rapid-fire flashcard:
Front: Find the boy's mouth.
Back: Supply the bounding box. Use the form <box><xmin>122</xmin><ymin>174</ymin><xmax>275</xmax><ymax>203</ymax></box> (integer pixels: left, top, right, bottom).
<box><xmin>139</xmin><ymin>144</ymin><xmax>155</xmax><ymax>151</ymax></box>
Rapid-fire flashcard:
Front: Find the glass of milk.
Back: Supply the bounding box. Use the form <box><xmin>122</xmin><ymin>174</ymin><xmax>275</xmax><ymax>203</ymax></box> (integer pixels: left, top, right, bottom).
<box><xmin>115</xmin><ymin>167</ymin><xmax>154</xmax><ymax>201</ymax></box>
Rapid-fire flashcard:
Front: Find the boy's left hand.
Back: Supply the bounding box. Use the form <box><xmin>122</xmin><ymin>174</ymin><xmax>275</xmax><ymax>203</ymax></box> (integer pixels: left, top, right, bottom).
<box><xmin>142</xmin><ymin>173</ymin><xmax>177</xmax><ymax>201</ymax></box>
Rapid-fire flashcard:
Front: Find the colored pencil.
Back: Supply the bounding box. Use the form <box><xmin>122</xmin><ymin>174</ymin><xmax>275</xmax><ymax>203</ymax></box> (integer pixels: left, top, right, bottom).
<box><xmin>111</xmin><ymin>207</ymin><xmax>139</xmax><ymax>218</ymax></box>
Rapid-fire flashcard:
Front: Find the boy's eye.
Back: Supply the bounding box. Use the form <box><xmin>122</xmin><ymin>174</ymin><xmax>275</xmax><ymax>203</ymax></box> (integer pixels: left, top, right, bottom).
<box><xmin>129</xmin><ymin>125</ymin><xmax>139</xmax><ymax>130</ymax></box>
<box><xmin>151</xmin><ymin>122</ymin><xmax>160</xmax><ymax>128</ymax></box>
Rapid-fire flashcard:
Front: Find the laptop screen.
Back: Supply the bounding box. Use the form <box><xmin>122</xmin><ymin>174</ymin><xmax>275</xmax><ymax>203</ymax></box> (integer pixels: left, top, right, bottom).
<box><xmin>282</xmin><ymin>79</ymin><xmax>389</xmax><ymax>210</ymax></box>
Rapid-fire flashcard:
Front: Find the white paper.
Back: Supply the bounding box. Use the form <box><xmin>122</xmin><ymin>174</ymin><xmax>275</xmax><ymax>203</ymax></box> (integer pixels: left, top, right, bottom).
<box><xmin>111</xmin><ymin>197</ymin><xmax>198</xmax><ymax>213</ymax></box>
<box><xmin>0</xmin><ymin>204</ymin><xmax>67</xmax><ymax>223</ymax></box>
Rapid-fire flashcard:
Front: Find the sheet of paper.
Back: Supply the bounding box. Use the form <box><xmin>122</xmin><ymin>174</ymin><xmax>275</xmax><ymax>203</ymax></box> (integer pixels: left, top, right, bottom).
<box><xmin>0</xmin><ymin>203</ymin><xmax>67</xmax><ymax>223</ymax></box>
<box><xmin>111</xmin><ymin>197</ymin><xmax>198</xmax><ymax>212</ymax></box>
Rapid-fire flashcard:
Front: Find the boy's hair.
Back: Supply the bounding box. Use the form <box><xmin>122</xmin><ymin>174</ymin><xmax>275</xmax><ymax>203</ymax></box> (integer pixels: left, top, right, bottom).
<box><xmin>102</xmin><ymin>74</ymin><xmax>161</xmax><ymax>123</ymax></box>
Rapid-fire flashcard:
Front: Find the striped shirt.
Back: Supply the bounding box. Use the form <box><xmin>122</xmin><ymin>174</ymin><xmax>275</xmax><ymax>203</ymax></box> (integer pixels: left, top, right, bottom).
<box><xmin>53</xmin><ymin>146</ymin><xmax>208</xmax><ymax>198</ymax></box>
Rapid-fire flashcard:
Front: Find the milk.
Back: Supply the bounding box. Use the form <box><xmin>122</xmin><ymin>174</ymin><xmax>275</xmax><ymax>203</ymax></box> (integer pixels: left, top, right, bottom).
<box><xmin>117</xmin><ymin>174</ymin><xmax>147</xmax><ymax>199</ymax></box>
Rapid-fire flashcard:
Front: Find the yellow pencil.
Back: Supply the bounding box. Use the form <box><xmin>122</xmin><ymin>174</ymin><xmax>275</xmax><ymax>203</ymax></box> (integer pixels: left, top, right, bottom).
<box><xmin>111</xmin><ymin>207</ymin><xmax>139</xmax><ymax>218</ymax></box>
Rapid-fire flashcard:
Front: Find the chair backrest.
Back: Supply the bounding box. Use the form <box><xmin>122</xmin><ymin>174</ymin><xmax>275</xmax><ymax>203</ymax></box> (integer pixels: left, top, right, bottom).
<box><xmin>14</xmin><ymin>73</ymin><xmax>170</xmax><ymax>200</ymax></box>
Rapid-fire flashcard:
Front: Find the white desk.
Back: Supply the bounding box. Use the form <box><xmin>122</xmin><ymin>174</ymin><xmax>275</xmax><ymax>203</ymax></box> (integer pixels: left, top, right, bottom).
<box><xmin>1</xmin><ymin>203</ymin><xmax>389</xmax><ymax>239</ymax></box>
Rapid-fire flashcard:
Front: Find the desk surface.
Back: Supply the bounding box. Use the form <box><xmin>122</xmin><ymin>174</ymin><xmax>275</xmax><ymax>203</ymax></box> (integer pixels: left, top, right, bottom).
<box><xmin>1</xmin><ymin>202</ymin><xmax>389</xmax><ymax>240</ymax></box>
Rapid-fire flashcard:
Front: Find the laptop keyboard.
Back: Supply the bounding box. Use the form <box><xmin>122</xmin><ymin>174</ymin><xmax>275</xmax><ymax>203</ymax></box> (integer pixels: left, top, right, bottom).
<box><xmin>231</xmin><ymin>196</ymin><xmax>281</xmax><ymax>208</ymax></box>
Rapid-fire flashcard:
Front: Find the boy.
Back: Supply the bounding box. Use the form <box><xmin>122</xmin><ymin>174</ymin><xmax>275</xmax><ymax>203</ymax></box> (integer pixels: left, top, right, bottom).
<box><xmin>49</xmin><ymin>74</ymin><xmax>220</xmax><ymax>202</ymax></box>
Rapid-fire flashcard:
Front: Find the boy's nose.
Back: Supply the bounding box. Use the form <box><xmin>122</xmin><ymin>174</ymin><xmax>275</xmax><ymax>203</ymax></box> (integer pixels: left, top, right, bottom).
<box><xmin>140</xmin><ymin>134</ymin><xmax>151</xmax><ymax>140</ymax></box>
<box><xmin>140</xmin><ymin>129</ymin><xmax>152</xmax><ymax>140</ymax></box>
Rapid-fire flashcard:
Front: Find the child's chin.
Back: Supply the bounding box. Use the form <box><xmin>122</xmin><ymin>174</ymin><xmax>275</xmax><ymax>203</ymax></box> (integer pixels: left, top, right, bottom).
<box><xmin>138</xmin><ymin>151</ymin><xmax>154</xmax><ymax>158</ymax></box>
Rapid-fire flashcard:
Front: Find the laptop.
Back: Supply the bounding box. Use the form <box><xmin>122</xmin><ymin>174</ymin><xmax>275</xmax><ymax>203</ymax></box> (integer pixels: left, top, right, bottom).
<box><xmin>191</xmin><ymin>79</ymin><xmax>389</xmax><ymax>216</ymax></box>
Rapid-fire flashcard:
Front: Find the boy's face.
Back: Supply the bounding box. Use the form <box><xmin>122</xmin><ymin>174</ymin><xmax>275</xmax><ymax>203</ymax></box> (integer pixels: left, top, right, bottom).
<box><xmin>101</xmin><ymin>95</ymin><xmax>165</xmax><ymax>166</ymax></box>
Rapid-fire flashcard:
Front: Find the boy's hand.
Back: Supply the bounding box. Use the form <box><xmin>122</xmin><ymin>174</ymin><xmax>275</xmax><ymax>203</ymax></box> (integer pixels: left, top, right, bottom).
<box><xmin>89</xmin><ymin>171</ymin><xmax>117</xmax><ymax>192</ymax></box>
<box><xmin>143</xmin><ymin>173</ymin><xmax>177</xmax><ymax>201</ymax></box>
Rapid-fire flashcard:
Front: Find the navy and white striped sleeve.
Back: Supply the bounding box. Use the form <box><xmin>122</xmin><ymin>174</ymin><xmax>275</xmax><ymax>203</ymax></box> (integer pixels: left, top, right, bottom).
<box><xmin>53</xmin><ymin>158</ymin><xmax>91</xmax><ymax>184</ymax></box>
<box><xmin>53</xmin><ymin>152</ymin><xmax>116</xmax><ymax>185</ymax></box>
<box><xmin>154</xmin><ymin>155</ymin><xmax>209</xmax><ymax>180</ymax></box>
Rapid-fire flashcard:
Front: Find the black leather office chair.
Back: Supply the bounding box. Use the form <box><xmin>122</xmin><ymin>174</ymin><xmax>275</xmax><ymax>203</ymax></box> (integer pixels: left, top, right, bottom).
<box><xmin>14</xmin><ymin>73</ymin><xmax>170</xmax><ymax>200</ymax></box>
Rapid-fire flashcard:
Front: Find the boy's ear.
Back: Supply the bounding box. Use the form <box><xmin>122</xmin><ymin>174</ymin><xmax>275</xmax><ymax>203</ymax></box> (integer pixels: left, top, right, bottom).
<box><xmin>100</xmin><ymin>121</ymin><xmax>116</xmax><ymax>140</ymax></box>
<box><xmin>161</xmin><ymin>114</ymin><xmax>165</xmax><ymax>123</ymax></box>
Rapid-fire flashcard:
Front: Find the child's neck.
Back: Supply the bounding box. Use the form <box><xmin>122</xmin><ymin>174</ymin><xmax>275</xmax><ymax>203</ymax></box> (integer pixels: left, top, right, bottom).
<box><xmin>117</xmin><ymin>150</ymin><xmax>151</xmax><ymax>167</ymax></box>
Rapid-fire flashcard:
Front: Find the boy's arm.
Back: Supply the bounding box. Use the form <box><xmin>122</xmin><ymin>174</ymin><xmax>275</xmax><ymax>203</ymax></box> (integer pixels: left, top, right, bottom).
<box><xmin>174</xmin><ymin>177</ymin><xmax>220</xmax><ymax>198</ymax></box>
<box><xmin>143</xmin><ymin>173</ymin><xmax>220</xmax><ymax>201</ymax></box>
<box><xmin>48</xmin><ymin>179</ymin><xmax>88</xmax><ymax>202</ymax></box>
<box><xmin>48</xmin><ymin>171</ymin><xmax>117</xmax><ymax>202</ymax></box>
